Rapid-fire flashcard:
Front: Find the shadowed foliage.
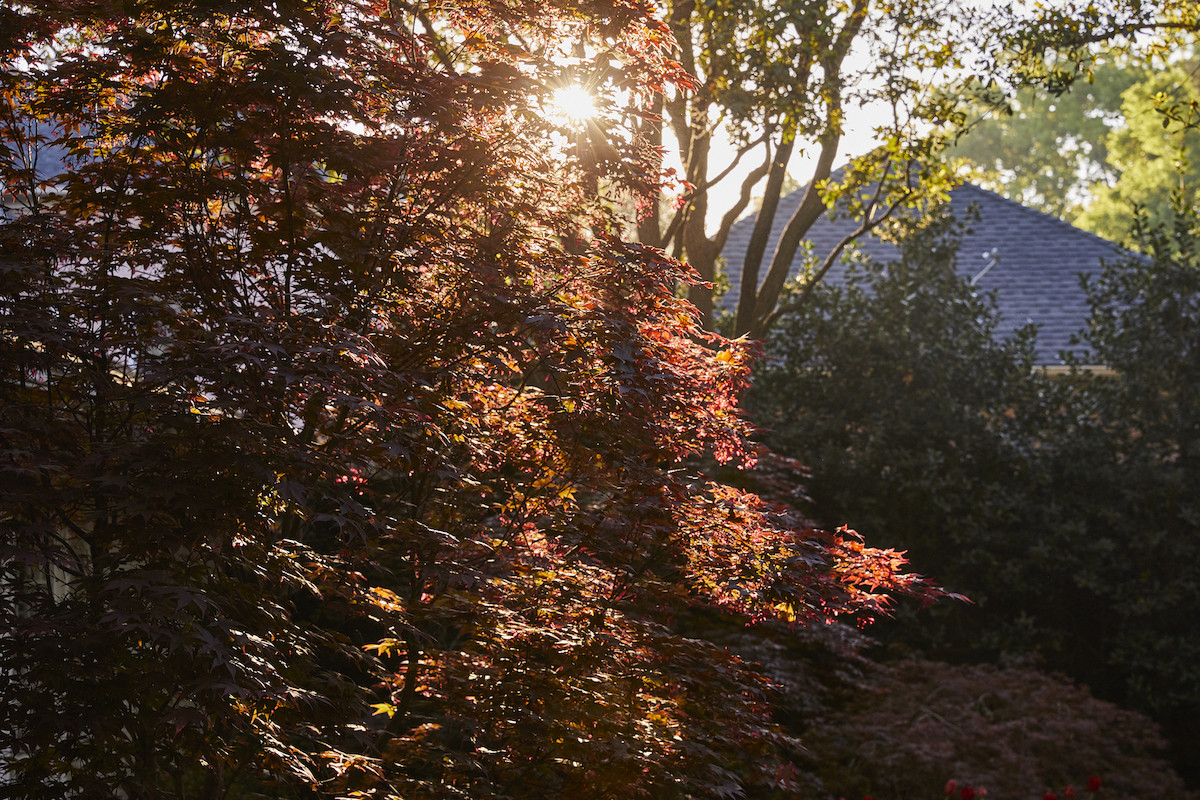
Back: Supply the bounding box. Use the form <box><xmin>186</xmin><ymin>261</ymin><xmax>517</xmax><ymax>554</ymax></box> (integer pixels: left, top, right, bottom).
<box><xmin>0</xmin><ymin>1</ymin><xmax>938</xmax><ymax>797</ymax></box>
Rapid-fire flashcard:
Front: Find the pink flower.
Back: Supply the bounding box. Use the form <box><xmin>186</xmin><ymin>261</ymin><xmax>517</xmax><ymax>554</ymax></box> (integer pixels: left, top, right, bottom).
<box><xmin>944</xmin><ymin>780</ymin><xmax>959</xmax><ymax>796</ymax></box>
<box><xmin>1064</xmin><ymin>787</ymin><xmax>1076</xmax><ymax>799</ymax></box>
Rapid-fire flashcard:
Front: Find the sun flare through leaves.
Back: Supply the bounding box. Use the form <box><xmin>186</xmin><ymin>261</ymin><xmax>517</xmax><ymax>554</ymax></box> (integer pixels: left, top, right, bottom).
<box><xmin>0</xmin><ymin>1</ymin><xmax>946</xmax><ymax>797</ymax></box>
<box><xmin>549</xmin><ymin>84</ymin><xmax>597</xmax><ymax>124</ymax></box>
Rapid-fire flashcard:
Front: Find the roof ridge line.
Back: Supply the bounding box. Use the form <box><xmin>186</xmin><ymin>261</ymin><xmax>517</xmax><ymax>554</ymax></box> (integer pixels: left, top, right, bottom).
<box><xmin>952</xmin><ymin>182</ymin><xmax>1133</xmax><ymax>255</ymax></box>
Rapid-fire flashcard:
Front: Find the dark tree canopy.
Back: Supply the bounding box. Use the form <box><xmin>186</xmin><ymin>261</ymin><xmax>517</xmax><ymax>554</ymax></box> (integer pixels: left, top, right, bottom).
<box><xmin>0</xmin><ymin>1</ymin><xmax>935</xmax><ymax>797</ymax></box>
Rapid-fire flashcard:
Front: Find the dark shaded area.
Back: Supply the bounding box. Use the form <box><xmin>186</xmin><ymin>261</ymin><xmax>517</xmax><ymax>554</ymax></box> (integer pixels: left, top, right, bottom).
<box><xmin>748</xmin><ymin>205</ymin><xmax>1200</xmax><ymax>786</ymax></box>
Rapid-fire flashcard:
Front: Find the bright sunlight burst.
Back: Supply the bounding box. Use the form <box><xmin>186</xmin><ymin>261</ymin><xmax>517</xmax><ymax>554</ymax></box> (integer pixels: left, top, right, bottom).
<box><xmin>549</xmin><ymin>85</ymin><xmax>596</xmax><ymax>124</ymax></box>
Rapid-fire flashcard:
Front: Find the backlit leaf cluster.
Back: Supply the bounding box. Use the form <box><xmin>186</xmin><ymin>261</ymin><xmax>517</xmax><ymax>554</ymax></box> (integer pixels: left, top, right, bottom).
<box><xmin>0</xmin><ymin>1</ymin><xmax>932</xmax><ymax>797</ymax></box>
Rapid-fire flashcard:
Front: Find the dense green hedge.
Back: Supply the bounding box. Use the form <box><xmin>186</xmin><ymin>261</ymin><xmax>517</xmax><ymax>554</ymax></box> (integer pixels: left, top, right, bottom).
<box><xmin>748</xmin><ymin>203</ymin><xmax>1200</xmax><ymax>781</ymax></box>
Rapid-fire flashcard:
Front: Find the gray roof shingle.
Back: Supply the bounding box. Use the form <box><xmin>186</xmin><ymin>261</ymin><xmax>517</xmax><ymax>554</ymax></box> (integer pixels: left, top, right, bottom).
<box><xmin>719</xmin><ymin>181</ymin><xmax>1134</xmax><ymax>365</ymax></box>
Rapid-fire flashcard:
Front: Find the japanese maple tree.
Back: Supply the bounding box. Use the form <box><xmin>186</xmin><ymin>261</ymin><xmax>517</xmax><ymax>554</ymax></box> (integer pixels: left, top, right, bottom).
<box><xmin>1</xmin><ymin>1</ymin><xmax>932</xmax><ymax>797</ymax></box>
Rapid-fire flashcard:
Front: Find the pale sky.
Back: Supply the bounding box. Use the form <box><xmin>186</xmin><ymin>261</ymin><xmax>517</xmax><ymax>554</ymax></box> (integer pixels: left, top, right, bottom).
<box><xmin>660</xmin><ymin>104</ymin><xmax>887</xmax><ymax>234</ymax></box>
<box><xmin>668</xmin><ymin>124</ymin><xmax>883</xmax><ymax>231</ymax></box>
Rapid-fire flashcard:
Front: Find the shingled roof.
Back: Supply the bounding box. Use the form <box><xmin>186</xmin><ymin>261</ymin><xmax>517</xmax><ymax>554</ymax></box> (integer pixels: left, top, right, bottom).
<box><xmin>720</xmin><ymin>181</ymin><xmax>1135</xmax><ymax>365</ymax></box>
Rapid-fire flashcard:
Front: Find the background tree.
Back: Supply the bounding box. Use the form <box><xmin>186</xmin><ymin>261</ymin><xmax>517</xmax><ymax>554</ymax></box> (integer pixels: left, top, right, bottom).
<box><xmin>950</xmin><ymin>58</ymin><xmax>1145</xmax><ymax>219</ymax></box>
<box><xmin>0</xmin><ymin>1</ymin><xmax>937</xmax><ymax>797</ymax></box>
<box><xmin>635</xmin><ymin>0</ymin><xmax>1199</xmax><ymax>339</ymax></box>
<box><xmin>953</xmin><ymin>41</ymin><xmax>1200</xmax><ymax>244</ymax></box>
<box><xmin>638</xmin><ymin>0</ymin><xmax>971</xmax><ymax>336</ymax></box>
<box><xmin>1075</xmin><ymin>59</ymin><xmax>1200</xmax><ymax>240</ymax></box>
